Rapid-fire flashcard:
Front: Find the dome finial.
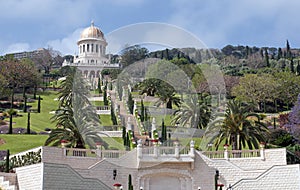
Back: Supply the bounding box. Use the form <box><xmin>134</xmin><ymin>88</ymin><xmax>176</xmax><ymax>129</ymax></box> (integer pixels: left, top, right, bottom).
<box><xmin>91</xmin><ymin>20</ymin><xmax>94</xmax><ymax>27</ymax></box>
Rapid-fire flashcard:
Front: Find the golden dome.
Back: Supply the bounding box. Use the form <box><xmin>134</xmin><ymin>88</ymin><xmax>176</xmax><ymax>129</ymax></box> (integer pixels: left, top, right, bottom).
<box><xmin>80</xmin><ymin>21</ymin><xmax>104</xmax><ymax>39</ymax></box>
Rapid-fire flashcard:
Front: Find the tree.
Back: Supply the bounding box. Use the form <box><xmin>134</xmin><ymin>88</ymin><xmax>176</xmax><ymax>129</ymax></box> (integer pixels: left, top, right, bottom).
<box><xmin>286</xmin><ymin>40</ymin><xmax>292</xmax><ymax>59</ymax></box>
<box><xmin>128</xmin><ymin>174</ymin><xmax>133</xmax><ymax>190</ymax></box>
<box><xmin>140</xmin><ymin>100</ymin><xmax>145</xmax><ymax>122</ymax></box>
<box><xmin>232</xmin><ymin>74</ymin><xmax>278</xmax><ymax>111</ymax></box>
<box><xmin>161</xmin><ymin>119</ymin><xmax>167</xmax><ymax>143</ymax></box>
<box><xmin>127</xmin><ymin>91</ymin><xmax>134</xmax><ymax>114</ymax></box>
<box><xmin>277</xmin><ymin>47</ymin><xmax>283</xmax><ymax>60</ymax></box>
<box><xmin>98</xmin><ymin>77</ymin><xmax>102</xmax><ymax>94</ymax></box>
<box><xmin>264</xmin><ymin>48</ymin><xmax>270</xmax><ymax>67</ymax></box>
<box><xmin>27</xmin><ymin>112</ymin><xmax>31</xmax><ymax>134</ymax></box>
<box><xmin>45</xmin><ymin>68</ymin><xmax>107</xmax><ymax>149</ymax></box>
<box><xmin>286</xmin><ymin>94</ymin><xmax>300</xmax><ymax>139</ymax></box>
<box><xmin>290</xmin><ymin>59</ymin><xmax>295</xmax><ymax>73</ymax></box>
<box><xmin>8</xmin><ymin>110</ymin><xmax>13</xmax><ymax>134</ymax></box>
<box><xmin>37</xmin><ymin>96</ymin><xmax>41</xmax><ymax>113</ymax></box>
<box><xmin>110</xmin><ymin>104</ymin><xmax>118</xmax><ymax>125</ymax></box>
<box><xmin>32</xmin><ymin>47</ymin><xmax>63</xmax><ymax>74</ymax></box>
<box><xmin>172</xmin><ymin>94</ymin><xmax>210</xmax><ymax>129</ymax></box>
<box><xmin>206</xmin><ymin>100</ymin><xmax>269</xmax><ymax>150</ymax></box>
<box><xmin>121</xmin><ymin>45</ymin><xmax>148</xmax><ymax>68</ymax></box>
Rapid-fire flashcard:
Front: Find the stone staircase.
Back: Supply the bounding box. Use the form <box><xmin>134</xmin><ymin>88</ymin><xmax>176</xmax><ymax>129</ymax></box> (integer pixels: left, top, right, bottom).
<box><xmin>108</xmin><ymin>89</ymin><xmax>146</xmax><ymax>141</ymax></box>
<box><xmin>0</xmin><ymin>176</ymin><xmax>17</xmax><ymax>190</ymax></box>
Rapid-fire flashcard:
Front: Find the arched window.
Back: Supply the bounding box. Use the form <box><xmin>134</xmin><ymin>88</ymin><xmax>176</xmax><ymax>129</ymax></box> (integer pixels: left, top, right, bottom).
<box><xmin>83</xmin><ymin>45</ymin><xmax>85</xmax><ymax>52</ymax></box>
<box><xmin>91</xmin><ymin>59</ymin><xmax>94</xmax><ymax>64</ymax></box>
<box><xmin>87</xmin><ymin>44</ymin><xmax>90</xmax><ymax>52</ymax></box>
<box><xmin>96</xmin><ymin>44</ymin><xmax>98</xmax><ymax>53</ymax></box>
<box><xmin>91</xmin><ymin>44</ymin><xmax>94</xmax><ymax>52</ymax></box>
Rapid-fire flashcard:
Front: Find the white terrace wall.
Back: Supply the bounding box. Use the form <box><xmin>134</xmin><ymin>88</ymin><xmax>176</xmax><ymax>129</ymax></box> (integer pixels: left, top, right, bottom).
<box><xmin>15</xmin><ymin>163</ymin><xmax>43</xmax><ymax>190</ymax></box>
<box><xmin>229</xmin><ymin>148</ymin><xmax>287</xmax><ymax>170</ymax></box>
<box><xmin>232</xmin><ymin>164</ymin><xmax>300</xmax><ymax>190</ymax></box>
<box><xmin>42</xmin><ymin>146</ymin><xmax>101</xmax><ymax>169</ymax></box>
<box><xmin>198</xmin><ymin>148</ymin><xmax>289</xmax><ymax>188</ymax></box>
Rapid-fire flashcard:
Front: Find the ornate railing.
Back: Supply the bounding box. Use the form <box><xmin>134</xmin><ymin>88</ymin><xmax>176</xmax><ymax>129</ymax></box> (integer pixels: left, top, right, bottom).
<box><xmin>64</xmin><ymin>148</ymin><xmax>128</xmax><ymax>159</ymax></box>
<box><xmin>202</xmin><ymin>149</ymin><xmax>261</xmax><ymax>159</ymax></box>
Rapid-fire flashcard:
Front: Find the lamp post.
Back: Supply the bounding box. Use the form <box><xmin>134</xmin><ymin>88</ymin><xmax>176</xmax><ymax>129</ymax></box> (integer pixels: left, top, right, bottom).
<box><xmin>215</xmin><ymin>170</ymin><xmax>219</xmax><ymax>190</ymax></box>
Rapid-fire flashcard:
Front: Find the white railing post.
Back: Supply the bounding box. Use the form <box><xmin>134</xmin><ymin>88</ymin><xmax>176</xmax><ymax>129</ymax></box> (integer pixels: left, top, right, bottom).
<box><xmin>224</xmin><ymin>145</ymin><xmax>229</xmax><ymax>160</ymax></box>
<box><xmin>189</xmin><ymin>140</ymin><xmax>195</xmax><ymax>158</ymax></box>
<box><xmin>260</xmin><ymin>142</ymin><xmax>265</xmax><ymax>160</ymax></box>
<box><xmin>154</xmin><ymin>143</ymin><xmax>158</xmax><ymax>158</ymax></box>
<box><xmin>174</xmin><ymin>141</ymin><xmax>179</xmax><ymax>159</ymax></box>
<box><xmin>137</xmin><ymin>139</ymin><xmax>143</xmax><ymax>159</ymax></box>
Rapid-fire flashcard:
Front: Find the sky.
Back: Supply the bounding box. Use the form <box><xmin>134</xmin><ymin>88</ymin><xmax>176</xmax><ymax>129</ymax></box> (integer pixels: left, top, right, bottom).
<box><xmin>1</xmin><ymin>0</ymin><xmax>300</xmax><ymax>55</ymax></box>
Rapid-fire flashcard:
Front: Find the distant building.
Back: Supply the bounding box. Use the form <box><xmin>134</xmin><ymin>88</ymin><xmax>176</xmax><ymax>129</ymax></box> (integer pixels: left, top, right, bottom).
<box><xmin>63</xmin><ymin>21</ymin><xmax>119</xmax><ymax>78</ymax></box>
<box><xmin>6</xmin><ymin>48</ymin><xmax>46</xmax><ymax>60</ymax></box>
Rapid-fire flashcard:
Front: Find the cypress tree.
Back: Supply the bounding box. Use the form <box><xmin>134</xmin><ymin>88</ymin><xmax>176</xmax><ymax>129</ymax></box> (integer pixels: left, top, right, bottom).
<box><xmin>111</xmin><ymin>104</ymin><xmax>118</xmax><ymax>125</ymax></box>
<box><xmin>140</xmin><ymin>100</ymin><xmax>145</xmax><ymax>122</ymax></box>
<box><xmin>290</xmin><ymin>59</ymin><xmax>295</xmax><ymax>73</ymax></box>
<box><xmin>23</xmin><ymin>96</ymin><xmax>27</xmax><ymax>112</ymax></box>
<box><xmin>286</xmin><ymin>40</ymin><xmax>291</xmax><ymax>59</ymax></box>
<box><xmin>264</xmin><ymin>48</ymin><xmax>270</xmax><ymax>67</ymax></box>
<box><xmin>122</xmin><ymin>126</ymin><xmax>126</xmax><ymax>145</ymax></box>
<box><xmin>128</xmin><ymin>174</ymin><xmax>133</xmax><ymax>190</ymax></box>
<box><xmin>278</xmin><ymin>47</ymin><xmax>282</xmax><ymax>60</ymax></box>
<box><xmin>161</xmin><ymin>119</ymin><xmax>167</xmax><ymax>142</ymax></box>
<box><xmin>297</xmin><ymin>61</ymin><xmax>300</xmax><ymax>75</ymax></box>
<box><xmin>103</xmin><ymin>88</ymin><xmax>108</xmax><ymax>106</ymax></box>
<box><xmin>127</xmin><ymin>91</ymin><xmax>134</xmax><ymax>114</ymax></box>
<box><xmin>27</xmin><ymin>112</ymin><xmax>31</xmax><ymax>134</ymax></box>
<box><xmin>37</xmin><ymin>96</ymin><xmax>41</xmax><ymax>113</ymax></box>
<box><xmin>98</xmin><ymin>77</ymin><xmax>102</xmax><ymax>94</ymax></box>
<box><xmin>8</xmin><ymin>113</ymin><xmax>13</xmax><ymax>134</ymax></box>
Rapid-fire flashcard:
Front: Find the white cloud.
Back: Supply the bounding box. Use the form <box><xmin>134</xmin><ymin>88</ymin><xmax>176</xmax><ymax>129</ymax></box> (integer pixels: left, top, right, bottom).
<box><xmin>106</xmin><ymin>22</ymin><xmax>208</xmax><ymax>54</ymax></box>
<box><xmin>47</xmin><ymin>28</ymin><xmax>83</xmax><ymax>55</ymax></box>
<box><xmin>168</xmin><ymin>0</ymin><xmax>300</xmax><ymax>47</ymax></box>
<box><xmin>4</xmin><ymin>43</ymin><xmax>30</xmax><ymax>54</ymax></box>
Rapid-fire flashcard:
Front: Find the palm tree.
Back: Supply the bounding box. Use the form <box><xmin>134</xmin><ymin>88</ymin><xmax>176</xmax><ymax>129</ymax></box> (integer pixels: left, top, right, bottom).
<box><xmin>45</xmin><ymin>68</ymin><xmax>107</xmax><ymax>149</ymax></box>
<box><xmin>206</xmin><ymin>100</ymin><xmax>269</xmax><ymax>150</ymax></box>
<box><xmin>171</xmin><ymin>94</ymin><xmax>210</xmax><ymax>129</ymax></box>
<box><xmin>45</xmin><ymin>104</ymin><xmax>107</xmax><ymax>148</ymax></box>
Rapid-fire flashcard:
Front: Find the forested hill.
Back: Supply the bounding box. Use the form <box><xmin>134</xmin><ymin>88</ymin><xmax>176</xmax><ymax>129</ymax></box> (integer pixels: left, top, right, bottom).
<box><xmin>147</xmin><ymin>40</ymin><xmax>300</xmax><ymax>76</ymax></box>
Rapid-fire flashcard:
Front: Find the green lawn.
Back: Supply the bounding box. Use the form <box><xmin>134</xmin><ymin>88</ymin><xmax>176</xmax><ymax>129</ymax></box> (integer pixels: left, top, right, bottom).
<box><xmin>5</xmin><ymin>91</ymin><xmax>58</xmax><ymax>132</ymax></box>
<box><xmin>0</xmin><ymin>134</ymin><xmax>48</xmax><ymax>154</ymax></box>
<box><xmin>100</xmin><ymin>115</ymin><xmax>113</xmax><ymax>126</ymax></box>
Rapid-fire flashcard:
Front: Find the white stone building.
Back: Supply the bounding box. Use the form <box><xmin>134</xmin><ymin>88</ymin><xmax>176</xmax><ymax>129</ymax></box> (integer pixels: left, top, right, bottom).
<box><xmin>1</xmin><ymin>143</ymin><xmax>300</xmax><ymax>190</ymax></box>
<box><xmin>62</xmin><ymin>22</ymin><xmax>119</xmax><ymax>79</ymax></box>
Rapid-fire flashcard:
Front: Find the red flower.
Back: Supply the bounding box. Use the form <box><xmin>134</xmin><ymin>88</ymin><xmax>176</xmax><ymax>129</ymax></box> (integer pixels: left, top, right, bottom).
<box><xmin>217</xmin><ymin>184</ymin><xmax>224</xmax><ymax>187</ymax></box>
<box><xmin>113</xmin><ymin>183</ymin><xmax>122</xmax><ymax>187</ymax></box>
<box><xmin>151</xmin><ymin>139</ymin><xmax>159</xmax><ymax>143</ymax></box>
<box><xmin>223</xmin><ymin>144</ymin><xmax>229</xmax><ymax>147</ymax></box>
<box><xmin>61</xmin><ymin>139</ymin><xmax>69</xmax><ymax>143</ymax></box>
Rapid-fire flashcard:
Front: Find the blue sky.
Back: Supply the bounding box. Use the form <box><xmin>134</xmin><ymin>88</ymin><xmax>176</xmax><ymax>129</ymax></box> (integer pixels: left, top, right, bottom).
<box><xmin>1</xmin><ymin>0</ymin><xmax>300</xmax><ymax>55</ymax></box>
